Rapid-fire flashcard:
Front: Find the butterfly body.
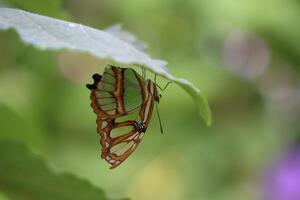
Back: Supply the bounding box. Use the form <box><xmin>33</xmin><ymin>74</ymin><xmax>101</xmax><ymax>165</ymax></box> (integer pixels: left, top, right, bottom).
<box><xmin>87</xmin><ymin>65</ymin><xmax>160</xmax><ymax>169</ymax></box>
<box><xmin>133</xmin><ymin>122</ymin><xmax>147</xmax><ymax>133</ymax></box>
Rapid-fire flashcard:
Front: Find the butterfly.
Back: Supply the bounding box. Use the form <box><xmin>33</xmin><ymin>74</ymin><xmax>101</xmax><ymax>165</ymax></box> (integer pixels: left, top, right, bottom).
<box><xmin>86</xmin><ymin>65</ymin><xmax>166</xmax><ymax>169</ymax></box>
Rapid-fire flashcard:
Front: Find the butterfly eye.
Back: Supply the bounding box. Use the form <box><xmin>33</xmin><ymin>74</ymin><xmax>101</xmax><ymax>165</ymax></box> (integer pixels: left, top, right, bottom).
<box><xmin>154</xmin><ymin>93</ymin><xmax>161</xmax><ymax>102</ymax></box>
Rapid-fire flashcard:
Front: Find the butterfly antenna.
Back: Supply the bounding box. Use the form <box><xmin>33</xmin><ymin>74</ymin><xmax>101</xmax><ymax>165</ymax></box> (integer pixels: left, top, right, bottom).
<box><xmin>155</xmin><ymin>101</ymin><xmax>164</xmax><ymax>134</ymax></box>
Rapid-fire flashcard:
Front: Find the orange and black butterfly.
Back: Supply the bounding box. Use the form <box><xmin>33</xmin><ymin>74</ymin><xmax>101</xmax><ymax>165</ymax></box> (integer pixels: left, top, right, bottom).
<box><xmin>86</xmin><ymin>65</ymin><xmax>166</xmax><ymax>169</ymax></box>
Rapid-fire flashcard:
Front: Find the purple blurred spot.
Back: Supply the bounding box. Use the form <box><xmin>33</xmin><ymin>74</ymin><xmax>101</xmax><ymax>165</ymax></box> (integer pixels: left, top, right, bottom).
<box><xmin>222</xmin><ymin>31</ymin><xmax>269</xmax><ymax>79</ymax></box>
<box><xmin>264</xmin><ymin>146</ymin><xmax>300</xmax><ymax>200</ymax></box>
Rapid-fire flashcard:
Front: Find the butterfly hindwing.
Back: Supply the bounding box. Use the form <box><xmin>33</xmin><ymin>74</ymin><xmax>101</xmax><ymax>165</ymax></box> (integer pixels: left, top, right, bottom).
<box><xmin>101</xmin><ymin>120</ymin><xmax>145</xmax><ymax>169</ymax></box>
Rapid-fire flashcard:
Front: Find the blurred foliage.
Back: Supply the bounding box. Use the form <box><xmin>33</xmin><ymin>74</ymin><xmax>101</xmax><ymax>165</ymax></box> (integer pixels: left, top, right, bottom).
<box><xmin>0</xmin><ymin>0</ymin><xmax>300</xmax><ymax>200</ymax></box>
<box><xmin>0</xmin><ymin>193</ymin><xmax>10</xmax><ymax>200</ymax></box>
<box><xmin>0</xmin><ymin>140</ymin><xmax>110</xmax><ymax>200</ymax></box>
<box><xmin>4</xmin><ymin>0</ymin><xmax>69</xmax><ymax>18</ymax></box>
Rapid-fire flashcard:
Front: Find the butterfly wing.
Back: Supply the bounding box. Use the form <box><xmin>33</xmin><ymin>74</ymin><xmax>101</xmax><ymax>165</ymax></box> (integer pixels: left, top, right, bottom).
<box><xmin>101</xmin><ymin>80</ymin><xmax>156</xmax><ymax>169</ymax></box>
<box><xmin>101</xmin><ymin>120</ymin><xmax>146</xmax><ymax>169</ymax></box>
<box><xmin>87</xmin><ymin>66</ymin><xmax>157</xmax><ymax>168</ymax></box>
<box><xmin>88</xmin><ymin>66</ymin><xmax>145</xmax><ymax>118</ymax></box>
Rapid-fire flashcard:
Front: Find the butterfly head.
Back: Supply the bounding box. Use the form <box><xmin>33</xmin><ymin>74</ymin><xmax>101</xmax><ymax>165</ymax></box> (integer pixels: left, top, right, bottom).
<box><xmin>153</xmin><ymin>85</ymin><xmax>161</xmax><ymax>103</ymax></box>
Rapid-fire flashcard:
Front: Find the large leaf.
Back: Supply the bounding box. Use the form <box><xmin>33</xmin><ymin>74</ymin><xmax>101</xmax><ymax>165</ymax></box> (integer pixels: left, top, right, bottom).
<box><xmin>103</xmin><ymin>24</ymin><xmax>147</xmax><ymax>51</ymax></box>
<box><xmin>0</xmin><ymin>139</ymin><xmax>127</xmax><ymax>200</ymax></box>
<box><xmin>0</xmin><ymin>8</ymin><xmax>212</xmax><ymax>125</ymax></box>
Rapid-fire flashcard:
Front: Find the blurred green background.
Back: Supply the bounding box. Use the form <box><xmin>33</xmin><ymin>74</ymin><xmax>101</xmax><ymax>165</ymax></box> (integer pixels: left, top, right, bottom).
<box><xmin>1</xmin><ymin>0</ymin><xmax>300</xmax><ymax>200</ymax></box>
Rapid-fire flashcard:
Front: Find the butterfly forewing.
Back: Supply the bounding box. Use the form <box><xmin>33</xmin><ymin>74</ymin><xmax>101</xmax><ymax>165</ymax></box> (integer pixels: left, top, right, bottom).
<box><xmin>123</xmin><ymin>69</ymin><xmax>144</xmax><ymax>111</ymax></box>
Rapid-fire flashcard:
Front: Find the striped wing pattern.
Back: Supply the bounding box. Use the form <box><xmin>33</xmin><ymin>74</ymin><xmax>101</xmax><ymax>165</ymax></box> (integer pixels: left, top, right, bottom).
<box><xmin>87</xmin><ymin>66</ymin><xmax>157</xmax><ymax>169</ymax></box>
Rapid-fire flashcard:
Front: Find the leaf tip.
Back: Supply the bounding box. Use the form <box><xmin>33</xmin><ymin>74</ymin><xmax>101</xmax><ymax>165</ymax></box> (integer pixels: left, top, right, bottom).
<box><xmin>199</xmin><ymin>95</ymin><xmax>213</xmax><ymax>127</ymax></box>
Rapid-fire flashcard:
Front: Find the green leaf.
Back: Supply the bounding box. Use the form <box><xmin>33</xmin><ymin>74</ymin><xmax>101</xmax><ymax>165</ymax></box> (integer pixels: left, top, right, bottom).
<box><xmin>175</xmin><ymin>80</ymin><xmax>212</xmax><ymax>126</ymax></box>
<box><xmin>0</xmin><ymin>104</ymin><xmax>44</xmax><ymax>150</ymax></box>
<box><xmin>0</xmin><ymin>140</ymin><xmax>126</xmax><ymax>200</ymax></box>
<box><xmin>0</xmin><ymin>8</ymin><xmax>212</xmax><ymax>125</ymax></box>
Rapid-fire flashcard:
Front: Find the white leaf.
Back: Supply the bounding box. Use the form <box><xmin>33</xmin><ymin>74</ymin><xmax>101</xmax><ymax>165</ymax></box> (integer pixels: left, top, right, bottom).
<box><xmin>104</xmin><ymin>23</ymin><xmax>147</xmax><ymax>51</ymax></box>
<box><xmin>0</xmin><ymin>8</ymin><xmax>212</xmax><ymax>125</ymax></box>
